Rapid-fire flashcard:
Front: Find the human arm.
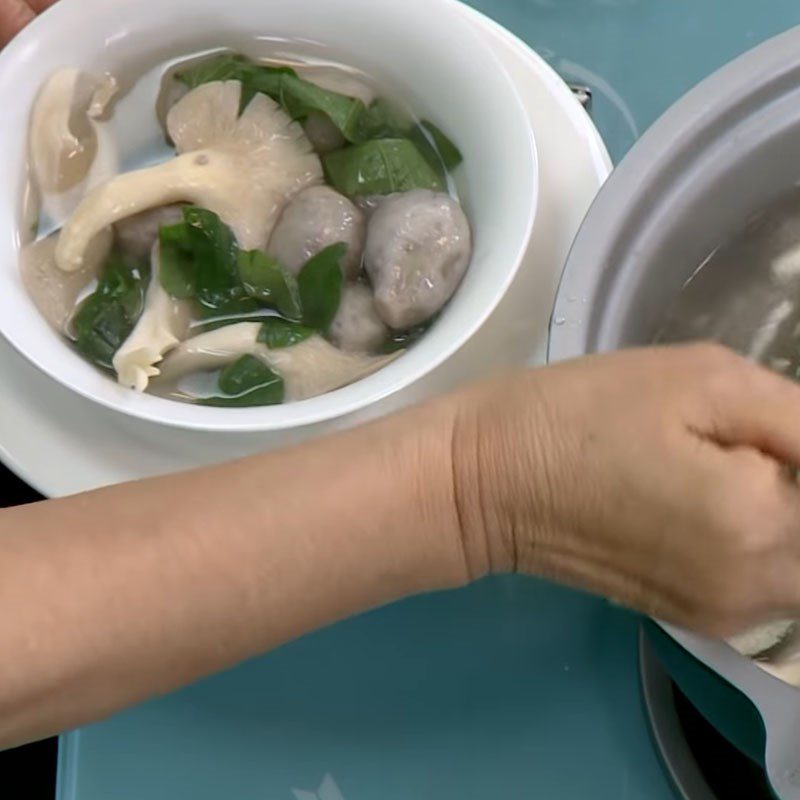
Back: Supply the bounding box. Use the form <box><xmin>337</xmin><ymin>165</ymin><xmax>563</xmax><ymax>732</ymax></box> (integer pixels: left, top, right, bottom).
<box><xmin>4</xmin><ymin>344</ymin><xmax>800</xmax><ymax>748</ymax></box>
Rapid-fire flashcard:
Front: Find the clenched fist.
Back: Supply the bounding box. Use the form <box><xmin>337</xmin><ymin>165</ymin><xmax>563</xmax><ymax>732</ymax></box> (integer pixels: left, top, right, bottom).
<box><xmin>453</xmin><ymin>344</ymin><xmax>800</xmax><ymax>637</ymax></box>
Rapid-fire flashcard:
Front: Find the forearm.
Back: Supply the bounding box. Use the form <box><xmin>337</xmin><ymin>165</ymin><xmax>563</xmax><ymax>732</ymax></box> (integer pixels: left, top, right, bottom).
<box><xmin>0</xmin><ymin>397</ymin><xmax>467</xmax><ymax>747</ymax></box>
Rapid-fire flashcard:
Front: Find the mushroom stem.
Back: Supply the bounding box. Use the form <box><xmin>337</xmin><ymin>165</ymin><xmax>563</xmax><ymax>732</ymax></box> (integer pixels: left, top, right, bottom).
<box><xmin>55</xmin><ymin>151</ymin><xmax>238</xmax><ymax>272</ymax></box>
<box><xmin>155</xmin><ymin>322</ymin><xmax>403</xmax><ymax>401</ymax></box>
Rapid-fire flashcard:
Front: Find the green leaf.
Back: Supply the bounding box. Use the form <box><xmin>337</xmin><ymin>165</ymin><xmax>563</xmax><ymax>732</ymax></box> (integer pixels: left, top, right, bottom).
<box><xmin>356</xmin><ymin>98</ymin><xmax>408</xmax><ymax>140</ymax></box>
<box><xmin>182</xmin><ymin>206</ymin><xmax>259</xmax><ymax>316</ymax></box>
<box><xmin>176</xmin><ymin>53</ymin><xmax>366</xmax><ymax>143</ymax></box>
<box><xmin>257</xmin><ymin>317</ymin><xmax>314</xmax><ymax>349</ymax></box>
<box><xmin>420</xmin><ymin>120</ymin><xmax>463</xmax><ymax>171</ymax></box>
<box><xmin>175</xmin><ymin>53</ymin><xmax>259</xmax><ymax>89</ymax></box>
<box><xmin>201</xmin><ymin>354</ymin><xmax>284</xmax><ymax>407</ymax></box>
<box><xmin>406</xmin><ymin>125</ymin><xmax>446</xmax><ymax>182</ymax></box>
<box><xmin>356</xmin><ymin>102</ymin><xmax>461</xmax><ymax>177</ymax></box>
<box><xmin>237</xmin><ymin>249</ymin><xmax>302</xmax><ymax>321</ymax></box>
<box><xmin>298</xmin><ymin>243</ymin><xmax>345</xmax><ymax>331</ymax></box>
<box><xmin>277</xmin><ymin>74</ymin><xmax>366</xmax><ymax>142</ymax></box>
<box><xmin>71</xmin><ymin>253</ymin><xmax>150</xmax><ymax>369</ymax></box>
<box><xmin>158</xmin><ymin>223</ymin><xmax>196</xmax><ymax>299</ymax></box>
<box><xmin>323</xmin><ymin>139</ymin><xmax>445</xmax><ymax>196</ymax></box>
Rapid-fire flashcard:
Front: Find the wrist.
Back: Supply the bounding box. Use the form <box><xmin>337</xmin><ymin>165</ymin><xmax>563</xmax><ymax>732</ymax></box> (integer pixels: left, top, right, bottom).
<box><xmin>449</xmin><ymin>380</ymin><xmax>520</xmax><ymax>578</ymax></box>
<box><xmin>450</xmin><ymin>371</ymin><xmax>557</xmax><ymax>578</ymax></box>
<box><xmin>371</xmin><ymin>395</ymin><xmax>476</xmax><ymax>593</ymax></box>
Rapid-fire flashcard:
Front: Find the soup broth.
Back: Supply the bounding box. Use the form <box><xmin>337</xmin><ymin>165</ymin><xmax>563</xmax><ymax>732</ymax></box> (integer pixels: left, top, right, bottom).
<box><xmin>20</xmin><ymin>45</ymin><xmax>472</xmax><ymax>407</ymax></box>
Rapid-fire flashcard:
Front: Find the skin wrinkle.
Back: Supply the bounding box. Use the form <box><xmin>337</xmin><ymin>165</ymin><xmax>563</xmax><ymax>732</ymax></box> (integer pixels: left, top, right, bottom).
<box><xmin>448</xmin><ymin>410</ymin><xmax>477</xmax><ymax>581</ymax></box>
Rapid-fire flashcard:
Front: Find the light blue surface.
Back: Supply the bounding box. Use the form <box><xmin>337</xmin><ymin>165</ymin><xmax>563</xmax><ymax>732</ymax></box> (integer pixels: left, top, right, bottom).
<box><xmin>59</xmin><ymin>2</ymin><xmax>800</xmax><ymax>799</ymax></box>
<box><xmin>61</xmin><ymin>579</ymin><xmax>668</xmax><ymax>800</ymax></box>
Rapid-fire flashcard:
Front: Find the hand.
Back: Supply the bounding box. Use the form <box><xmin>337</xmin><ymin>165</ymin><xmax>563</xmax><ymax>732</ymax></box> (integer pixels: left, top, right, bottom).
<box><xmin>452</xmin><ymin>344</ymin><xmax>800</xmax><ymax>637</ymax></box>
<box><xmin>0</xmin><ymin>1</ymin><xmax>56</xmax><ymax>48</ymax></box>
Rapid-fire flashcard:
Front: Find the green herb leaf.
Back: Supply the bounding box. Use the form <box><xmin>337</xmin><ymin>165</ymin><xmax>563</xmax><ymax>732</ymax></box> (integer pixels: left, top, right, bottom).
<box><xmin>158</xmin><ymin>223</ymin><xmax>196</xmax><ymax>299</ymax></box>
<box><xmin>201</xmin><ymin>354</ymin><xmax>284</xmax><ymax>407</ymax></box>
<box><xmin>175</xmin><ymin>53</ymin><xmax>258</xmax><ymax>89</ymax></box>
<box><xmin>356</xmin><ymin>103</ymin><xmax>461</xmax><ymax>177</ymax></box>
<box><xmin>237</xmin><ymin>249</ymin><xmax>302</xmax><ymax>321</ymax></box>
<box><xmin>298</xmin><ymin>243</ymin><xmax>345</xmax><ymax>331</ymax></box>
<box><xmin>277</xmin><ymin>74</ymin><xmax>366</xmax><ymax>143</ymax></box>
<box><xmin>406</xmin><ymin>125</ymin><xmax>446</xmax><ymax>181</ymax></box>
<box><xmin>176</xmin><ymin>53</ymin><xmax>366</xmax><ymax>142</ymax></box>
<box><xmin>257</xmin><ymin>317</ymin><xmax>314</xmax><ymax>349</ymax></box>
<box><xmin>420</xmin><ymin>120</ymin><xmax>463</xmax><ymax>171</ymax></box>
<box><xmin>356</xmin><ymin>98</ymin><xmax>408</xmax><ymax>140</ymax></box>
<box><xmin>71</xmin><ymin>253</ymin><xmax>150</xmax><ymax>369</ymax></box>
<box><xmin>323</xmin><ymin>139</ymin><xmax>445</xmax><ymax>196</ymax></box>
<box><xmin>182</xmin><ymin>206</ymin><xmax>259</xmax><ymax>316</ymax></box>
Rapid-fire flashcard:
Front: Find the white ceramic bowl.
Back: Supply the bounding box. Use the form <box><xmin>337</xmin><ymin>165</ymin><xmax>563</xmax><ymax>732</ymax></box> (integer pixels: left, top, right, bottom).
<box><xmin>0</xmin><ymin>0</ymin><xmax>537</xmax><ymax>432</ymax></box>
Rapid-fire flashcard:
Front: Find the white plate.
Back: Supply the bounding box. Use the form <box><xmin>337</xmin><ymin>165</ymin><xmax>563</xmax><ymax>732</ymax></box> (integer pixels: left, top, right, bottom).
<box><xmin>0</xmin><ymin>8</ymin><xmax>611</xmax><ymax>498</ymax></box>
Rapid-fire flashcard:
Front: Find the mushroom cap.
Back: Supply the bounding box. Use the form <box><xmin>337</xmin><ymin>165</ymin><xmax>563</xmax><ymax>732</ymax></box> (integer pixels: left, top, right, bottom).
<box><xmin>365</xmin><ymin>190</ymin><xmax>472</xmax><ymax>330</ymax></box>
<box><xmin>268</xmin><ymin>185</ymin><xmax>366</xmax><ymax>278</ymax></box>
<box><xmin>28</xmin><ymin>69</ymin><xmax>119</xmax><ymax>230</ymax></box>
<box><xmin>56</xmin><ymin>81</ymin><xmax>322</xmax><ymax>272</ymax></box>
<box><xmin>166</xmin><ymin>80</ymin><xmax>323</xmax><ymax>249</ymax></box>
<box><xmin>31</xmin><ymin>69</ymin><xmax>98</xmax><ymax>193</ymax></box>
<box><xmin>20</xmin><ymin>228</ymin><xmax>112</xmax><ymax>333</ymax></box>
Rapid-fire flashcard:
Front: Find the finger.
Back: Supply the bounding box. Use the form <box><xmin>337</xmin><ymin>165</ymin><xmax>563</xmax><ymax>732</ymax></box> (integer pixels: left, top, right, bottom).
<box><xmin>0</xmin><ymin>0</ymin><xmax>33</xmax><ymax>47</ymax></box>
<box><xmin>26</xmin><ymin>0</ymin><xmax>56</xmax><ymax>12</ymax></box>
<box><xmin>707</xmin><ymin>356</ymin><xmax>800</xmax><ymax>467</ymax></box>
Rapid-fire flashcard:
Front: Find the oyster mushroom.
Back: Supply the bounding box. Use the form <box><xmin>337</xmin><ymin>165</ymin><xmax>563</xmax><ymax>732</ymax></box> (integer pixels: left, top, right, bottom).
<box><xmin>329</xmin><ymin>284</ymin><xmax>388</xmax><ymax>353</ymax></box>
<box><xmin>365</xmin><ymin>189</ymin><xmax>472</xmax><ymax>330</ymax></box>
<box><xmin>113</xmin><ymin>243</ymin><xmax>192</xmax><ymax>392</ymax></box>
<box><xmin>268</xmin><ymin>186</ymin><xmax>366</xmax><ymax>278</ymax></box>
<box><xmin>266</xmin><ymin>333</ymin><xmax>399</xmax><ymax>401</ymax></box>
<box><xmin>29</xmin><ymin>68</ymin><xmax>119</xmax><ymax>228</ymax></box>
<box><xmin>20</xmin><ymin>228</ymin><xmax>113</xmax><ymax>333</ymax></box>
<box><xmin>156</xmin><ymin>321</ymin><xmax>400</xmax><ymax>401</ymax></box>
<box><xmin>56</xmin><ymin>80</ymin><xmax>322</xmax><ymax>272</ymax></box>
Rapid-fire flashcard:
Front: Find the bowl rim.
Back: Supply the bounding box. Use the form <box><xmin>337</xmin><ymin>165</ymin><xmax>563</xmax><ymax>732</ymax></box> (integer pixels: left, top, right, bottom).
<box><xmin>0</xmin><ymin>0</ymin><xmax>539</xmax><ymax>433</ymax></box>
